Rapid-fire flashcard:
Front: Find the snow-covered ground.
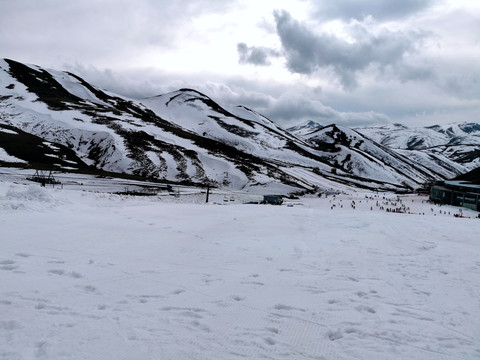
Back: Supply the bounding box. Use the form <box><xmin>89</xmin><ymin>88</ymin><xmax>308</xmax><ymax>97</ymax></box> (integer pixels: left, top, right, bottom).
<box><xmin>1</xmin><ymin>172</ymin><xmax>479</xmax><ymax>360</ymax></box>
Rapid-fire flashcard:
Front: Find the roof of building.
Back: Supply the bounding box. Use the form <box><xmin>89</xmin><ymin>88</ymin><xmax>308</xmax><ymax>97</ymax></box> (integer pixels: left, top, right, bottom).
<box><xmin>453</xmin><ymin>167</ymin><xmax>480</xmax><ymax>185</ymax></box>
<box><xmin>437</xmin><ymin>180</ymin><xmax>480</xmax><ymax>194</ymax></box>
<box><xmin>445</xmin><ymin>180</ymin><xmax>480</xmax><ymax>190</ymax></box>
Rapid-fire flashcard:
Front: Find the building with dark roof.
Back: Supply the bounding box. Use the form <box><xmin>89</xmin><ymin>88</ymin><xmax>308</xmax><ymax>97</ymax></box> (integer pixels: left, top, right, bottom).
<box><xmin>430</xmin><ymin>180</ymin><xmax>480</xmax><ymax>211</ymax></box>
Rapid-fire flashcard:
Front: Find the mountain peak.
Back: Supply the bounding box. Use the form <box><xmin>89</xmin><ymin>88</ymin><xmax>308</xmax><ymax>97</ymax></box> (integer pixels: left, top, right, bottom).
<box><xmin>287</xmin><ymin>120</ymin><xmax>323</xmax><ymax>136</ymax></box>
<box><xmin>1</xmin><ymin>59</ymin><xmax>478</xmax><ymax>192</ymax></box>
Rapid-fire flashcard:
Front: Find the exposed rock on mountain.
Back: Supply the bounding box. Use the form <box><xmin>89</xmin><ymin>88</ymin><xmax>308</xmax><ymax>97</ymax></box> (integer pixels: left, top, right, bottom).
<box><xmin>1</xmin><ymin>59</ymin><xmax>477</xmax><ymax>193</ymax></box>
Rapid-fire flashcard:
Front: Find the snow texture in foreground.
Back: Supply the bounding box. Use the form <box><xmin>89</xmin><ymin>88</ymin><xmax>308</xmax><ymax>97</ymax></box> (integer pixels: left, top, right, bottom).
<box><xmin>0</xmin><ymin>181</ymin><xmax>479</xmax><ymax>360</ymax></box>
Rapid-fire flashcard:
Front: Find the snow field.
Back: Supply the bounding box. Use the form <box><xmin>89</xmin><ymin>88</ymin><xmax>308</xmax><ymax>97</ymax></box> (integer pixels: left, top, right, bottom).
<box><xmin>0</xmin><ymin>182</ymin><xmax>479</xmax><ymax>359</ymax></box>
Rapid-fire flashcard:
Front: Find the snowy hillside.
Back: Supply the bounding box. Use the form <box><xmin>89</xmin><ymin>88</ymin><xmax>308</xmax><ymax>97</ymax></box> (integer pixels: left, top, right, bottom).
<box><xmin>355</xmin><ymin>123</ymin><xmax>449</xmax><ymax>150</ymax></box>
<box><xmin>289</xmin><ymin>121</ymin><xmax>479</xmax><ymax>177</ymax></box>
<box><xmin>0</xmin><ymin>59</ymin><xmax>310</xmax><ymax>194</ymax></box>
<box><xmin>0</xmin><ymin>175</ymin><xmax>479</xmax><ymax>360</ymax></box>
<box><xmin>427</xmin><ymin>122</ymin><xmax>480</xmax><ymax>141</ymax></box>
<box><xmin>287</xmin><ymin>120</ymin><xmax>323</xmax><ymax>137</ymax></box>
<box><xmin>0</xmin><ymin>58</ymin><xmax>476</xmax><ymax>192</ymax></box>
<box><xmin>302</xmin><ymin>125</ymin><xmax>451</xmax><ymax>188</ymax></box>
<box><xmin>356</xmin><ymin>123</ymin><xmax>480</xmax><ymax>172</ymax></box>
<box><xmin>140</xmin><ymin>89</ymin><xmax>325</xmax><ymax>170</ymax></box>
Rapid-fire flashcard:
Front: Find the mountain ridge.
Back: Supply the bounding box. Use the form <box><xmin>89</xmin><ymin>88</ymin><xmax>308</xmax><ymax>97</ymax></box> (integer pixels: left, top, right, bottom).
<box><xmin>289</xmin><ymin>119</ymin><xmax>479</xmax><ymax>175</ymax></box>
<box><xmin>1</xmin><ymin>58</ymin><xmax>477</xmax><ymax>194</ymax></box>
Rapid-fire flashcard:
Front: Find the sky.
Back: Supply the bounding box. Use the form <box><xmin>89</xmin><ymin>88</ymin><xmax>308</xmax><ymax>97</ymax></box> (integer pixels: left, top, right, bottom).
<box><xmin>1</xmin><ymin>0</ymin><xmax>479</xmax><ymax>128</ymax></box>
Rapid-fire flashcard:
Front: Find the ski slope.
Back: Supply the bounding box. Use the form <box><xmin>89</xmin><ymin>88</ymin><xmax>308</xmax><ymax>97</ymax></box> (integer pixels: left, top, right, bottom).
<box><xmin>1</xmin><ymin>174</ymin><xmax>479</xmax><ymax>360</ymax></box>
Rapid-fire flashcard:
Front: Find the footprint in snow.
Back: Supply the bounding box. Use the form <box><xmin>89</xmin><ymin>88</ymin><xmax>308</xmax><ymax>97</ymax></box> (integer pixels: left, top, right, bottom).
<box><xmin>0</xmin><ymin>320</ymin><xmax>23</xmax><ymax>331</ymax></box>
<box><xmin>190</xmin><ymin>320</ymin><xmax>211</xmax><ymax>333</ymax></box>
<box><xmin>355</xmin><ymin>305</ymin><xmax>376</xmax><ymax>314</ymax></box>
<box><xmin>47</xmin><ymin>269</ymin><xmax>82</xmax><ymax>278</ymax></box>
<box><xmin>264</xmin><ymin>337</ymin><xmax>276</xmax><ymax>345</ymax></box>
<box><xmin>75</xmin><ymin>285</ymin><xmax>98</xmax><ymax>294</ymax></box>
<box><xmin>35</xmin><ymin>341</ymin><xmax>48</xmax><ymax>358</ymax></box>
<box><xmin>327</xmin><ymin>329</ymin><xmax>343</xmax><ymax>341</ymax></box>
<box><xmin>0</xmin><ymin>260</ymin><xmax>18</xmax><ymax>271</ymax></box>
<box><xmin>266</xmin><ymin>327</ymin><xmax>280</xmax><ymax>334</ymax></box>
<box><xmin>241</xmin><ymin>281</ymin><xmax>264</xmax><ymax>286</ymax></box>
<box><xmin>15</xmin><ymin>253</ymin><xmax>31</xmax><ymax>258</ymax></box>
<box><xmin>48</xmin><ymin>269</ymin><xmax>65</xmax><ymax>275</ymax></box>
<box><xmin>273</xmin><ymin>304</ymin><xmax>306</xmax><ymax>312</ymax></box>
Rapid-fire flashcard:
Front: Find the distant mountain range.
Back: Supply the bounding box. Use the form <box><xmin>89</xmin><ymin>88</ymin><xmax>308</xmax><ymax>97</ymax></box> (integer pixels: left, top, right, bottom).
<box><xmin>288</xmin><ymin>121</ymin><xmax>479</xmax><ymax>180</ymax></box>
<box><xmin>354</xmin><ymin>123</ymin><xmax>480</xmax><ymax>171</ymax></box>
<box><xmin>1</xmin><ymin>58</ymin><xmax>478</xmax><ymax>194</ymax></box>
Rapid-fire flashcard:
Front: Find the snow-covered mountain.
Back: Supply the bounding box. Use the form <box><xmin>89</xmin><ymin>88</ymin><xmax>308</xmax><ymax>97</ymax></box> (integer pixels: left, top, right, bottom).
<box><xmin>302</xmin><ymin>125</ymin><xmax>455</xmax><ymax>188</ymax></box>
<box><xmin>1</xmin><ymin>58</ymin><xmax>312</xmax><ymax>193</ymax></box>
<box><xmin>427</xmin><ymin>122</ymin><xmax>480</xmax><ymax>140</ymax></box>
<box><xmin>0</xmin><ymin>59</ymin><xmax>476</xmax><ymax>193</ymax></box>
<box><xmin>356</xmin><ymin>123</ymin><xmax>480</xmax><ymax>149</ymax></box>
<box><xmin>286</xmin><ymin>120</ymin><xmax>323</xmax><ymax>137</ymax></box>
<box><xmin>356</xmin><ymin>123</ymin><xmax>480</xmax><ymax>172</ymax></box>
<box><xmin>355</xmin><ymin>123</ymin><xmax>447</xmax><ymax>149</ymax></box>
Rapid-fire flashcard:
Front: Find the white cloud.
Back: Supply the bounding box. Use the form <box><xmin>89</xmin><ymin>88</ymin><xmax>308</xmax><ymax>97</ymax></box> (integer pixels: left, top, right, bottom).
<box><xmin>0</xmin><ymin>0</ymin><xmax>479</xmax><ymax>128</ymax></box>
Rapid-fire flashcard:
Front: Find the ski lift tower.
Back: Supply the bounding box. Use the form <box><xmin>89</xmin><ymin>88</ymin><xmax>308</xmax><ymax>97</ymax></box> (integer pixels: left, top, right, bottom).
<box><xmin>26</xmin><ymin>170</ymin><xmax>61</xmax><ymax>187</ymax></box>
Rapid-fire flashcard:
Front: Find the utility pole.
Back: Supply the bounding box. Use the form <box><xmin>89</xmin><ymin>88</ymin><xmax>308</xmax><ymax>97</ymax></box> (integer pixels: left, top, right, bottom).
<box><xmin>206</xmin><ymin>184</ymin><xmax>210</xmax><ymax>203</ymax></box>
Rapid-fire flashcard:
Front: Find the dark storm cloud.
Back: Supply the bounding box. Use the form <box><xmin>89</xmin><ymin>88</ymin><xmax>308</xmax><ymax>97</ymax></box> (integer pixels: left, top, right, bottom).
<box><xmin>273</xmin><ymin>10</ymin><xmax>428</xmax><ymax>89</ymax></box>
<box><xmin>313</xmin><ymin>0</ymin><xmax>434</xmax><ymax>20</ymax></box>
<box><xmin>237</xmin><ymin>43</ymin><xmax>279</xmax><ymax>66</ymax></box>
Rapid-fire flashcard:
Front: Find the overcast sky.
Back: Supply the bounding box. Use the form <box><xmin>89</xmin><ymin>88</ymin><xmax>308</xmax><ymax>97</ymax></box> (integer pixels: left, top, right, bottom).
<box><xmin>1</xmin><ymin>0</ymin><xmax>479</xmax><ymax>127</ymax></box>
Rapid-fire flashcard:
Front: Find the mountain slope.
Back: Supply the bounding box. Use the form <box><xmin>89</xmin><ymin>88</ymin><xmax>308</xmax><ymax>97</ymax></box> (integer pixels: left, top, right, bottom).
<box><xmin>1</xmin><ymin>59</ymin><xmax>339</xmax><ymax>192</ymax></box>
<box><xmin>1</xmin><ymin>59</ymin><xmax>290</xmax><ymax>191</ymax></box>
<box><xmin>427</xmin><ymin>122</ymin><xmax>480</xmax><ymax>140</ymax></box>
<box><xmin>356</xmin><ymin>123</ymin><xmax>480</xmax><ymax>172</ymax></box>
<box><xmin>302</xmin><ymin>125</ymin><xmax>451</xmax><ymax>189</ymax></box>
<box><xmin>1</xmin><ymin>58</ymin><xmax>470</xmax><ymax>193</ymax></box>
<box><xmin>356</xmin><ymin>123</ymin><xmax>448</xmax><ymax>149</ymax></box>
<box><xmin>287</xmin><ymin>120</ymin><xmax>324</xmax><ymax>137</ymax></box>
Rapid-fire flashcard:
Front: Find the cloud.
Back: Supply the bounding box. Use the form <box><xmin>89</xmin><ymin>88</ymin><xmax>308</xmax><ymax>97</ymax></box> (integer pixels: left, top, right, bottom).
<box><xmin>179</xmin><ymin>79</ymin><xmax>390</xmax><ymax>127</ymax></box>
<box><xmin>237</xmin><ymin>43</ymin><xmax>279</xmax><ymax>66</ymax></box>
<box><xmin>312</xmin><ymin>0</ymin><xmax>435</xmax><ymax>21</ymax></box>
<box><xmin>266</xmin><ymin>92</ymin><xmax>390</xmax><ymax>127</ymax></box>
<box><xmin>62</xmin><ymin>63</ymin><xmax>277</xmax><ymax>114</ymax></box>
<box><xmin>201</xmin><ymin>82</ymin><xmax>274</xmax><ymax>110</ymax></box>
<box><xmin>61</xmin><ymin>59</ymin><xmax>393</xmax><ymax>128</ymax></box>
<box><xmin>66</xmin><ymin>62</ymin><xmax>391</xmax><ymax>128</ymax></box>
<box><xmin>2</xmin><ymin>0</ymin><xmax>477</xmax><ymax>129</ymax></box>
<box><xmin>62</xmin><ymin>63</ymin><xmax>161</xmax><ymax>99</ymax></box>
<box><xmin>273</xmin><ymin>10</ymin><xmax>428</xmax><ymax>89</ymax></box>
<box><xmin>0</xmin><ymin>0</ymin><xmax>237</xmax><ymax>68</ymax></box>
